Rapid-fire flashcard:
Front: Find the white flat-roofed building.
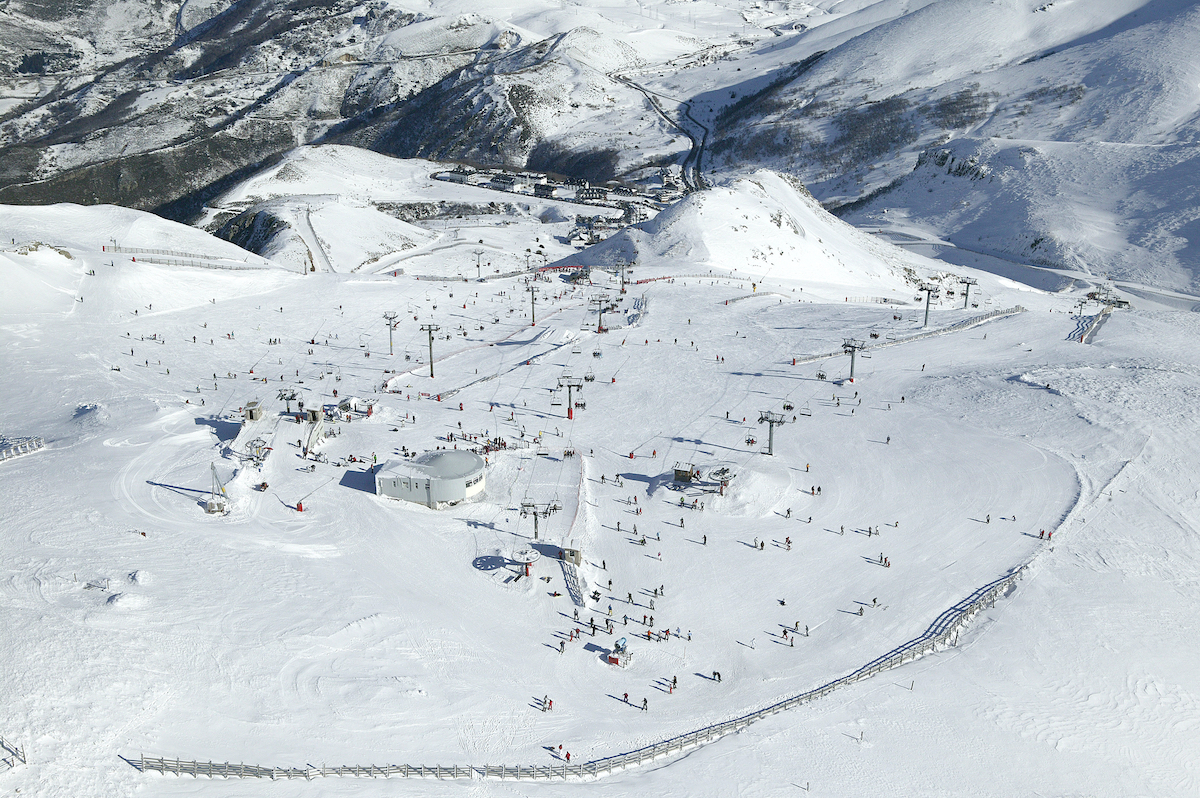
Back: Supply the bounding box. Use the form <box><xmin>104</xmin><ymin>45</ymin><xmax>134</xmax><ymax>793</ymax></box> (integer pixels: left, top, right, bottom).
<box><xmin>375</xmin><ymin>450</ymin><xmax>486</xmax><ymax>508</ymax></box>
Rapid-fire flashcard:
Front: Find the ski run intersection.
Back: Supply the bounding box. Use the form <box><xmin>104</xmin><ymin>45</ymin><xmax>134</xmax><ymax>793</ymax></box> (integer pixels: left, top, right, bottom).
<box><xmin>2</xmin><ymin>187</ymin><xmax>1200</xmax><ymax>797</ymax></box>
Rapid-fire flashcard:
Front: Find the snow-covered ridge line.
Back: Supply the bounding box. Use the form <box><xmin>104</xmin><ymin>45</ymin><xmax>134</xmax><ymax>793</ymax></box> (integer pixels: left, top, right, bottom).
<box><xmin>121</xmin><ymin>565</ymin><xmax>1028</xmax><ymax>783</ymax></box>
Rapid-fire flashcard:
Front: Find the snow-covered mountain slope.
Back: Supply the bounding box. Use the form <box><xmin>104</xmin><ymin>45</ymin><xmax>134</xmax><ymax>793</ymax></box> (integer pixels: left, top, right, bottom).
<box><xmin>700</xmin><ymin>0</ymin><xmax>1200</xmax><ymax>289</ymax></box>
<box><xmin>333</xmin><ymin>25</ymin><xmax>686</xmax><ymax>181</ymax></box>
<box><xmin>0</xmin><ymin>202</ymin><xmax>275</xmax><ymax>266</ymax></box>
<box><xmin>574</xmin><ymin>170</ymin><xmax>936</xmax><ymax>301</ymax></box>
<box><xmin>2</xmin><ymin>196</ymin><xmax>1200</xmax><ymax>797</ymax></box>
<box><xmin>0</xmin><ymin>203</ymin><xmax>289</xmax><ymax>320</ymax></box>
<box><xmin>841</xmin><ymin>137</ymin><xmax>1200</xmax><ymax>292</ymax></box>
<box><xmin>200</xmin><ymin>145</ymin><xmax>608</xmax><ymax>274</ymax></box>
<box><xmin>2</xmin><ymin>1</ymin><xmax>1199</xmax><ymax>287</ymax></box>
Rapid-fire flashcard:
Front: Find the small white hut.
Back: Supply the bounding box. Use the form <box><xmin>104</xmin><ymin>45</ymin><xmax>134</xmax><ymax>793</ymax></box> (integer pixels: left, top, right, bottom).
<box><xmin>375</xmin><ymin>450</ymin><xmax>486</xmax><ymax>508</ymax></box>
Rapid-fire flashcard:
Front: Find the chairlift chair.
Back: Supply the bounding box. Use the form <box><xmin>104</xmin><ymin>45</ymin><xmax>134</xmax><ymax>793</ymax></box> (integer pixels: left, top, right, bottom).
<box><xmin>584</xmin><ymin>369</ymin><xmax>595</xmax><ymax>382</ymax></box>
<box><xmin>816</xmin><ymin>370</ymin><xmax>827</xmax><ymax>380</ymax></box>
<box><xmin>782</xmin><ymin>402</ymin><xmax>794</xmax><ymax>411</ymax></box>
<box><xmin>799</xmin><ymin>403</ymin><xmax>812</xmax><ymax>417</ymax></box>
<box><xmin>550</xmin><ymin>390</ymin><xmax>563</xmax><ymax>407</ymax></box>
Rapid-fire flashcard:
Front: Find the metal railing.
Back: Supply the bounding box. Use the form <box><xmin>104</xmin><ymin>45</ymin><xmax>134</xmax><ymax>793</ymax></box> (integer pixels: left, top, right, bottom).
<box><xmin>123</xmin><ymin>564</ymin><xmax>1027</xmax><ymax>782</ymax></box>
<box><xmin>791</xmin><ymin>305</ymin><xmax>1026</xmax><ymax>366</ymax></box>
<box><xmin>0</xmin><ymin>436</ymin><xmax>43</xmax><ymax>462</ymax></box>
<box><xmin>130</xmin><ymin>256</ymin><xmax>266</xmax><ymax>272</ymax></box>
<box><xmin>0</xmin><ymin>736</ymin><xmax>25</xmax><ymax>772</ymax></box>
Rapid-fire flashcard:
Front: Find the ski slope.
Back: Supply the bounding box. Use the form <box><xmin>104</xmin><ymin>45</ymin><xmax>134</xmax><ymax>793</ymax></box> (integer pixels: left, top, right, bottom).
<box><xmin>1</xmin><ymin>181</ymin><xmax>1199</xmax><ymax>797</ymax></box>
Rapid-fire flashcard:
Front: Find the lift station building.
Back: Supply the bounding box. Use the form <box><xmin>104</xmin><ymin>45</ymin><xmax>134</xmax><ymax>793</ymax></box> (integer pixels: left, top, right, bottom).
<box><xmin>375</xmin><ymin>450</ymin><xmax>486</xmax><ymax>508</ymax></box>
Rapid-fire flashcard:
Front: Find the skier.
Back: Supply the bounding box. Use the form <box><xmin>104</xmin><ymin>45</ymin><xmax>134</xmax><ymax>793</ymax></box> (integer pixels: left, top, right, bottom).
<box><xmin>702</xmin><ymin>534</ymin><xmax>707</xmax><ymax>545</ymax></box>
<box><xmin>986</xmin><ymin>514</ymin><xmax>990</xmax><ymax>524</ymax></box>
<box><xmin>858</xmin><ymin>606</ymin><xmax>864</xmax><ymax>616</ymax></box>
<box><xmin>642</xmin><ymin>698</ymin><xmax>648</xmax><ymax>711</ymax></box>
<box><xmin>886</xmin><ymin>436</ymin><xmax>890</xmax><ymax>444</ymax></box>
<box><xmin>680</xmin><ymin>518</ymin><xmax>684</xmax><ymax>528</ymax></box>
<box><xmin>786</xmin><ymin>508</ymin><xmax>791</xmax><ymax>518</ymax></box>
<box><xmin>559</xmin><ymin>641</ymin><xmax>565</xmax><ymax>654</ymax></box>
<box><xmin>623</xmin><ymin>692</ymin><xmax>629</xmax><ymax>703</ymax></box>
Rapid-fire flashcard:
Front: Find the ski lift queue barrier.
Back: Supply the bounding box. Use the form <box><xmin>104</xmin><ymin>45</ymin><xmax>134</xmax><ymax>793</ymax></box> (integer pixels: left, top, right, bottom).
<box><xmin>122</xmin><ymin>564</ymin><xmax>1028</xmax><ymax>783</ymax></box>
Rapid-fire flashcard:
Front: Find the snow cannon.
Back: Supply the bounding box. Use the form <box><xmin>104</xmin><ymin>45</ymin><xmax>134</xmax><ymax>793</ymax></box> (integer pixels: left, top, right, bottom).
<box><xmin>607</xmin><ymin>638</ymin><xmax>632</xmax><ymax>668</ymax></box>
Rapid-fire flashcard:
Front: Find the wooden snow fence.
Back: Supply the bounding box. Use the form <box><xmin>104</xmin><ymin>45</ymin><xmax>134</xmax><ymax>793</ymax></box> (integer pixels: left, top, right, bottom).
<box><xmin>122</xmin><ymin>565</ymin><xmax>1027</xmax><ymax>783</ymax></box>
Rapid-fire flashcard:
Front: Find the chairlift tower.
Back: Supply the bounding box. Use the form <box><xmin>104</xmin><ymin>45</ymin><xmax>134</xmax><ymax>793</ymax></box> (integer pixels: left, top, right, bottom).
<box><xmin>919</xmin><ymin>285</ymin><xmax>940</xmax><ymax>328</ymax></box>
<box><xmin>420</xmin><ymin>323</ymin><xmax>440</xmax><ymax>378</ymax></box>
<box><xmin>559</xmin><ymin>374</ymin><xmax>584</xmax><ymax>420</ymax></box>
<box><xmin>207</xmin><ymin>463</ymin><xmax>228</xmax><ymax>514</ymax></box>
<box><xmin>589</xmin><ymin>296</ymin><xmax>609</xmax><ymax>333</ymax></box>
<box><xmin>528</xmin><ymin>284</ymin><xmax>537</xmax><ymax>326</ymax></box>
<box><xmin>842</xmin><ymin>338</ymin><xmax>868</xmax><ymax>382</ymax></box>
<box><xmin>520</xmin><ymin>499</ymin><xmax>562</xmax><ymax>540</ymax></box>
<box><xmin>616</xmin><ymin>259</ymin><xmax>633</xmax><ymax>294</ymax></box>
<box><xmin>758</xmin><ymin>411</ymin><xmax>787</xmax><ymax>456</ymax></box>
<box><xmin>472</xmin><ymin>248</ymin><xmax>485</xmax><ymax>280</ymax></box>
<box><xmin>957</xmin><ymin>277</ymin><xmax>977</xmax><ymax>309</ymax></box>
<box><xmin>277</xmin><ymin>388</ymin><xmax>298</xmax><ymax>413</ymax></box>
<box><xmin>383</xmin><ymin>311</ymin><xmax>399</xmax><ymax>355</ymax></box>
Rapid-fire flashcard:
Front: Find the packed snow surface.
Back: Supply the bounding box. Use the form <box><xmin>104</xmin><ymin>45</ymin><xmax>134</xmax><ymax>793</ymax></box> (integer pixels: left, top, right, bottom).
<box><xmin>2</xmin><ymin>168</ymin><xmax>1200</xmax><ymax>798</ymax></box>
